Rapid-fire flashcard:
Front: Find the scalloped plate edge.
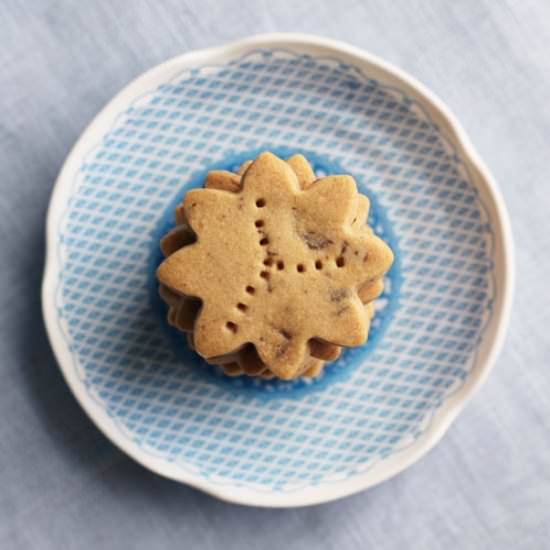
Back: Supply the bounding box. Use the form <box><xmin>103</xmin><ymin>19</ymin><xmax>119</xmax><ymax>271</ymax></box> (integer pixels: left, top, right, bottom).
<box><xmin>41</xmin><ymin>33</ymin><xmax>515</xmax><ymax>507</ymax></box>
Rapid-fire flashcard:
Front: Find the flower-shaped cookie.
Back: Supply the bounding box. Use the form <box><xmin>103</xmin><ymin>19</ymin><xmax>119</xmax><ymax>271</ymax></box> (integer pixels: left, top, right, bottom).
<box><xmin>157</xmin><ymin>152</ymin><xmax>393</xmax><ymax>380</ymax></box>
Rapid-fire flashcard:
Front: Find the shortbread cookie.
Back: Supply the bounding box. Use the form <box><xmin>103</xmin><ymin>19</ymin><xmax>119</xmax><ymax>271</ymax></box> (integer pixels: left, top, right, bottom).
<box><xmin>157</xmin><ymin>152</ymin><xmax>393</xmax><ymax>380</ymax></box>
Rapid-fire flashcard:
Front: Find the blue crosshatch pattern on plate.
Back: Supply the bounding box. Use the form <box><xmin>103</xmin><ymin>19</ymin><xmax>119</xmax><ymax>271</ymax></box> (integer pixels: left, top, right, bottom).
<box><xmin>56</xmin><ymin>49</ymin><xmax>494</xmax><ymax>491</ymax></box>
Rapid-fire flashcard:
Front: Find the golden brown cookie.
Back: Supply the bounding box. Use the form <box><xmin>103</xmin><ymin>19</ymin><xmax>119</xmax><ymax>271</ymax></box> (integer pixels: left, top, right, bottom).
<box><xmin>157</xmin><ymin>152</ymin><xmax>393</xmax><ymax>380</ymax></box>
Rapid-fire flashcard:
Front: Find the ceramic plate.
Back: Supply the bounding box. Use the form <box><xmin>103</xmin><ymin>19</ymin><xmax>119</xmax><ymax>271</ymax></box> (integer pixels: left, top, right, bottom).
<box><xmin>42</xmin><ymin>34</ymin><xmax>514</xmax><ymax>507</ymax></box>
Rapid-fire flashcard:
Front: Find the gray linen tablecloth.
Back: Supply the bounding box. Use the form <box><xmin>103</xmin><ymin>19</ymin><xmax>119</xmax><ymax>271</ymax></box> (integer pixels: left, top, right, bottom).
<box><xmin>1</xmin><ymin>1</ymin><xmax>549</xmax><ymax>548</ymax></box>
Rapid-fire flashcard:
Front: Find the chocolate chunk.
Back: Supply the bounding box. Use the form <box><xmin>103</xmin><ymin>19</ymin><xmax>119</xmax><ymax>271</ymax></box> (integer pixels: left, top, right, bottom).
<box><xmin>302</xmin><ymin>231</ymin><xmax>333</xmax><ymax>250</ymax></box>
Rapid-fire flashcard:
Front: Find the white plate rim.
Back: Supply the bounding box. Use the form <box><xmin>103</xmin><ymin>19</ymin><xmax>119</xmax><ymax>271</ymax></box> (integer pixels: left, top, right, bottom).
<box><xmin>41</xmin><ymin>32</ymin><xmax>515</xmax><ymax>507</ymax></box>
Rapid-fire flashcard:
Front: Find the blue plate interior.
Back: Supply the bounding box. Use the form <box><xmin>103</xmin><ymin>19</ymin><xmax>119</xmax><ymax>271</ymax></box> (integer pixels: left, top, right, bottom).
<box><xmin>57</xmin><ymin>49</ymin><xmax>494</xmax><ymax>491</ymax></box>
